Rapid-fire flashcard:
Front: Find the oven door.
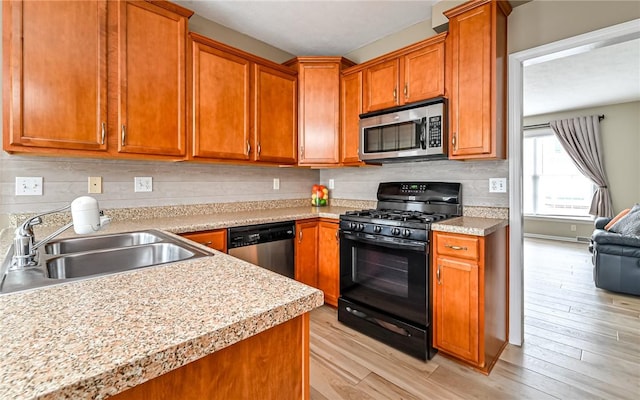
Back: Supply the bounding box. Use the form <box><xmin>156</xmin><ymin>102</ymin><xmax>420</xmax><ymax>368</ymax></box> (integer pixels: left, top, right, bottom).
<box><xmin>340</xmin><ymin>231</ymin><xmax>428</xmax><ymax>326</ymax></box>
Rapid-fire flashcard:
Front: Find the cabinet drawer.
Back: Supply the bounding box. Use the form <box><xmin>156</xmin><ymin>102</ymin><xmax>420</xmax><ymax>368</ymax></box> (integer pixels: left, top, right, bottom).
<box><xmin>181</xmin><ymin>229</ymin><xmax>227</xmax><ymax>253</ymax></box>
<box><xmin>435</xmin><ymin>233</ymin><xmax>479</xmax><ymax>260</ymax></box>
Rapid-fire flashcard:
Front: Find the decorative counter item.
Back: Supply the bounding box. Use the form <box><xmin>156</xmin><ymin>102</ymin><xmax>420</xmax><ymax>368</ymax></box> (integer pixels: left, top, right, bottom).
<box><xmin>312</xmin><ymin>184</ymin><xmax>329</xmax><ymax>207</ymax></box>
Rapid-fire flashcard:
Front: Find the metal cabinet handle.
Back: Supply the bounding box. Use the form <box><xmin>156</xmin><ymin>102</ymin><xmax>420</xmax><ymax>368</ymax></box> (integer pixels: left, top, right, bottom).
<box><xmin>121</xmin><ymin>125</ymin><xmax>127</xmax><ymax>146</ymax></box>
<box><xmin>300</xmin><ymin>145</ymin><xmax>304</xmax><ymax>159</ymax></box>
<box><xmin>199</xmin><ymin>241</ymin><xmax>213</xmax><ymax>246</ymax></box>
<box><xmin>257</xmin><ymin>144</ymin><xmax>261</xmax><ymax>155</ymax></box>
<box><xmin>335</xmin><ymin>229</ymin><xmax>339</xmax><ymax>241</ymax></box>
<box><xmin>403</xmin><ymin>83</ymin><xmax>408</xmax><ymax>98</ymax></box>
<box><xmin>445</xmin><ymin>244</ymin><xmax>467</xmax><ymax>251</ymax></box>
<box><xmin>437</xmin><ymin>265</ymin><xmax>441</xmax><ymax>285</ymax></box>
<box><xmin>246</xmin><ymin>141</ymin><xmax>251</xmax><ymax>155</ymax></box>
<box><xmin>101</xmin><ymin>122</ymin><xmax>106</xmax><ymax>145</ymax></box>
<box><xmin>393</xmin><ymin>88</ymin><xmax>397</xmax><ymax>100</ymax></box>
<box><xmin>452</xmin><ymin>133</ymin><xmax>457</xmax><ymax>150</ymax></box>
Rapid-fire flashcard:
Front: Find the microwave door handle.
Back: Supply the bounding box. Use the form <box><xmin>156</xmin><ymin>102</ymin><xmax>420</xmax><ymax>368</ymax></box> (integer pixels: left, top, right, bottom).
<box><xmin>420</xmin><ymin>118</ymin><xmax>427</xmax><ymax>149</ymax></box>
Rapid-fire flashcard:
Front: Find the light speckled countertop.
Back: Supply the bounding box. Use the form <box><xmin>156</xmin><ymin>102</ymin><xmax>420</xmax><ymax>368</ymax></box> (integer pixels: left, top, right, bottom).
<box><xmin>0</xmin><ymin>206</ymin><xmax>351</xmax><ymax>400</ymax></box>
<box><xmin>432</xmin><ymin>216</ymin><xmax>508</xmax><ymax>236</ymax></box>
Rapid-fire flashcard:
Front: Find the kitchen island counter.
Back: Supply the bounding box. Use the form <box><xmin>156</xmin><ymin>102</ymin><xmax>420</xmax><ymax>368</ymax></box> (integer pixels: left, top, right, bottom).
<box><xmin>0</xmin><ymin>215</ymin><xmax>326</xmax><ymax>399</ymax></box>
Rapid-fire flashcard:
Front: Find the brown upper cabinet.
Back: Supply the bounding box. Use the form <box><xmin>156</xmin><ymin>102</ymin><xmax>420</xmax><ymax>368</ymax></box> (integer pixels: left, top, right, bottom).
<box><xmin>445</xmin><ymin>0</ymin><xmax>511</xmax><ymax>160</ymax></box>
<box><xmin>340</xmin><ymin>69</ymin><xmax>364</xmax><ymax>165</ymax></box>
<box><xmin>189</xmin><ymin>34</ymin><xmax>297</xmax><ymax>165</ymax></box>
<box><xmin>115</xmin><ymin>0</ymin><xmax>191</xmax><ymax>157</ymax></box>
<box><xmin>362</xmin><ymin>33</ymin><xmax>446</xmax><ymax>113</ymax></box>
<box><xmin>3</xmin><ymin>0</ymin><xmax>193</xmax><ymax>159</ymax></box>
<box><xmin>284</xmin><ymin>57</ymin><xmax>355</xmax><ymax>166</ymax></box>
<box><xmin>3</xmin><ymin>0</ymin><xmax>108</xmax><ymax>153</ymax></box>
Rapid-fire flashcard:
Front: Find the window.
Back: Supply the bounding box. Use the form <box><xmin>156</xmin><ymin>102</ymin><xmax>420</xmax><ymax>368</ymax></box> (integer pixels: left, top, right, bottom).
<box><xmin>523</xmin><ymin>129</ymin><xmax>595</xmax><ymax>217</ymax></box>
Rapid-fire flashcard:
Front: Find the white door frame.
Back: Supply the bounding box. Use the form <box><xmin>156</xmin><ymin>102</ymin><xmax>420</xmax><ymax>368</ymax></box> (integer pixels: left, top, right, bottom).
<box><xmin>507</xmin><ymin>19</ymin><xmax>640</xmax><ymax>345</ymax></box>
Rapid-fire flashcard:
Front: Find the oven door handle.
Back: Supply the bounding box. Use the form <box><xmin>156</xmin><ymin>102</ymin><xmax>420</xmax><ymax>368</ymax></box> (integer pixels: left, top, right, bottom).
<box><xmin>342</xmin><ymin>232</ymin><xmax>426</xmax><ymax>252</ymax></box>
<box><xmin>345</xmin><ymin>306</ymin><xmax>411</xmax><ymax>337</ymax></box>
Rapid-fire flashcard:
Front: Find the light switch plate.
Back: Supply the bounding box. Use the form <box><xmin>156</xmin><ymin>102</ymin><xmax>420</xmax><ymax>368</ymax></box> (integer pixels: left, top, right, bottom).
<box><xmin>16</xmin><ymin>177</ymin><xmax>43</xmax><ymax>196</ymax></box>
<box><xmin>328</xmin><ymin>179</ymin><xmax>335</xmax><ymax>190</ymax></box>
<box><xmin>273</xmin><ymin>178</ymin><xmax>280</xmax><ymax>190</ymax></box>
<box><xmin>134</xmin><ymin>177</ymin><xmax>153</xmax><ymax>192</ymax></box>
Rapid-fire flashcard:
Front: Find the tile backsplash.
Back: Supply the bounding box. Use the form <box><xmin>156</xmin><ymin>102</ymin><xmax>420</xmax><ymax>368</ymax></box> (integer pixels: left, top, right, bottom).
<box><xmin>0</xmin><ymin>152</ymin><xmax>318</xmax><ymax>215</ymax></box>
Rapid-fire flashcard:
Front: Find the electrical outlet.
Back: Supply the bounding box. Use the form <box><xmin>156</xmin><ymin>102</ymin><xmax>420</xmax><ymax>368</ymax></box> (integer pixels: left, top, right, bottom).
<box><xmin>328</xmin><ymin>179</ymin><xmax>335</xmax><ymax>190</ymax></box>
<box><xmin>273</xmin><ymin>178</ymin><xmax>280</xmax><ymax>190</ymax></box>
<box><xmin>15</xmin><ymin>177</ymin><xmax>43</xmax><ymax>196</ymax></box>
<box><xmin>489</xmin><ymin>178</ymin><xmax>507</xmax><ymax>193</ymax></box>
<box><xmin>570</xmin><ymin>224</ymin><xmax>577</xmax><ymax>232</ymax></box>
<box><xmin>134</xmin><ymin>177</ymin><xmax>153</xmax><ymax>192</ymax></box>
<box><xmin>88</xmin><ymin>176</ymin><xmax>102</xmax><ymax>194</ymax></box>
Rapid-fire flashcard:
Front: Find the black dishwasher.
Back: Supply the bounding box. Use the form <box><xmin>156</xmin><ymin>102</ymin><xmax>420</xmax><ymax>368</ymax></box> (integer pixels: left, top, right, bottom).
<box><xmin>227</xmin><ymin>221</ymin><xmax>295</xmax><ymax>279</ymax></box>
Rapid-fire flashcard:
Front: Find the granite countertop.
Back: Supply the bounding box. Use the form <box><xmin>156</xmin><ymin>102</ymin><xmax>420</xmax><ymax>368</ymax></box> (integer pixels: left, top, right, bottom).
<box><xmin>431</xmin><ymin>216</ymin><xmax>509</xmax><ymax>236</ymax></box>
<box><xmin>0</xmin><ymin>206</ymin><xmax>350</xmax><ymax>399</ymax></box>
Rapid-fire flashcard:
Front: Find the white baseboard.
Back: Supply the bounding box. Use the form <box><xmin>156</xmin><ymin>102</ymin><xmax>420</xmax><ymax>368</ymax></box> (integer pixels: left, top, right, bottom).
<box><xmin>524</xmin><ymin>233</ymin><xmax>590</xmax><ymax>243</ymax></box>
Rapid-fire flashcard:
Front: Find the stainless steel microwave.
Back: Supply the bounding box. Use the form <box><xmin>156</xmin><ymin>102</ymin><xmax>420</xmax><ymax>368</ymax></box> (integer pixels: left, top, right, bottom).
<box><xmin>359</xmin><ymin>97</ymin><xmax>447</xmax><ymax>163</ymax></box>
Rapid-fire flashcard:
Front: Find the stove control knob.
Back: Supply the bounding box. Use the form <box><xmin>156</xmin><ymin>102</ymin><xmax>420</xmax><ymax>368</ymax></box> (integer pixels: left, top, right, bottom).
<box><xmin>373</xmin><ymin>225</ymin><xmax>382</xmax><ymax>233</ymax></box>
<box><xmin>402</xmin><ymin>229</ymin><xmax>411</xmax><ymax>237</ymax></box>
<box><xmin>349</xmin><ymin>222</ymin><xmax>357</xmax><ymax>230</ymax></box>
<box><xmin>391</xmin><ymin>227</ymin><xmax>401</xmax><ymax>236</ymax></box>
<box><xmin>357</xmin><ymin>223</ymin><xmax>365</xmax><ymax>231</ymax></box>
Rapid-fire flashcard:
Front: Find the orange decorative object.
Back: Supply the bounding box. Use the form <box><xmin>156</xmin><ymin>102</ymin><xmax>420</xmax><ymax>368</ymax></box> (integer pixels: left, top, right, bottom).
<box><xmin>311</xmin><ymin>184</ymin><xmax>329</xmax><ymax>207</ymax></box>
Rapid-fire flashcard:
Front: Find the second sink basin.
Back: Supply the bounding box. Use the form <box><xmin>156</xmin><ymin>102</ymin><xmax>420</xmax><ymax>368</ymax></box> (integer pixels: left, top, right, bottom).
<box><xmin>44</xmin><ymin>231</ymin><xmax>163</xmax><ymax>255</ymax></box>
<box><xmin>47</xmin><ymin>242</ymin><xmax>204</xmax><ymax>279</ymax></box>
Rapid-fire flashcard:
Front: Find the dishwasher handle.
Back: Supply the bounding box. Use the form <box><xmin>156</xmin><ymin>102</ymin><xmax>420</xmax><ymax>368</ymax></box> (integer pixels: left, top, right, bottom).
<box><xmin>227</xmin><ymin>221</ymin><xmax>295</xmax><ymax>249</ymax></box>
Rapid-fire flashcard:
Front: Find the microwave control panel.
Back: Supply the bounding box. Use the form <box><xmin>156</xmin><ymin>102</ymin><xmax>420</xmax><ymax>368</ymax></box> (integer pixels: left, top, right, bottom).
<box><xmin>428</xmin><ymin>116</ymin><xmax>442</xmax><ymax>148</ymax></box>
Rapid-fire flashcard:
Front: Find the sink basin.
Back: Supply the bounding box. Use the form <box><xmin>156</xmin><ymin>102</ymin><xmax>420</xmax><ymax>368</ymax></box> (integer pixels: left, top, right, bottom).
<box><xmin>47</xmin><ymin>243</ymin><xmax>202</xmax><ymax>279</ymax></box>
<box><xmin>44</xmin><ymin>231</ymin><xmax>163</xmax><ymax>255</ymax></box>
<box><xmin>1</xmin><ymin>229</ymin><xmax>211</xmax><ymax>294</ymax></box>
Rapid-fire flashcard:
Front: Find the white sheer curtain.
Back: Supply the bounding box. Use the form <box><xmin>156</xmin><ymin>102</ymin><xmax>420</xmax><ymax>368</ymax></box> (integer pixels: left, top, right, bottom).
<box><xmin>549</xmin><ymin>115</ymin><xmax>613</xmax><ymax>218</ymax></box>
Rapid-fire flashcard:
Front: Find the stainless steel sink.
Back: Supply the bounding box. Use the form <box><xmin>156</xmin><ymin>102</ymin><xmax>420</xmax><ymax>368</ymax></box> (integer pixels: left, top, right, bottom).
<box><xmin>44</xmin><ymin>231</ymin><xmax>163</xmax><ymax>255</ymax></box>
<box><xmin>0</xmin><ymin>229</ymin><xmax>211</xmax><ymax>295</ymax></box>
<box><xmin>47</xmin><ymin>243</ymin><xmax>201</xmax><ymax>279</ymax></box>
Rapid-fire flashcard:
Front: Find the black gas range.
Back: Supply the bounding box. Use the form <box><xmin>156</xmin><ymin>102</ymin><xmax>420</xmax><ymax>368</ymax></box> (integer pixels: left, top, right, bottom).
<box><xmin>338</xmin><ymin>181</ymin><xmax>462</xmax><ymax>360</ymax></box>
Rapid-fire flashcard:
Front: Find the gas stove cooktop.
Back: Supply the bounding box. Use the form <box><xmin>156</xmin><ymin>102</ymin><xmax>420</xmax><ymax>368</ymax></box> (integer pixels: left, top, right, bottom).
<box><xmin>339</xmin><ymin>182</ymin><xmax>462</xmax><ymax>242</ymax></box>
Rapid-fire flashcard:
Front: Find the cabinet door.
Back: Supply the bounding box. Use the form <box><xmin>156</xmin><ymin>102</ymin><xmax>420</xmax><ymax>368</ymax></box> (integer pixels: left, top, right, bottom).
<box><xmin>254</xmin><ymin>64</ymin><xmax>297</xmax><ymax>164</ymax></box>
<box><xmin>434</xmin><ymin>256</ymin><xmax>480</xmax><ymax>364</ymax></box>
<box><xmin>340</xmin><ymin>71</ymin><xmax>363</xmax><ymax>165</ymax></box>
<box><xmin>317</xmin><ymin>221</ymin><xmax>340</xmax><ymax>307</ymax></box>
<box><xmin>363</xmin><ymin>59</ymin><xmax>399</xmax><ymax>112</ymax></box>
<box><xmin>190</xmin><ymin>38</ymin><xmax>251</xmax><ymax>160</ymax></box>
<box><xmin>298</xmin><ymin>62</ymin><xmax>340</xmax><ymax>165</ymax></box>
<box><xmin>180</xmin><ymin>229</ymin><xmax>227</xmax><ymax>253</ymax></box>
<box><xmin>447</xmin><ymin>1</ymin><xmax>506</xmax><ymax>160</ymax></box>
<box><xmin>3</xmin><ymin>0</ymin><xmax>108</xmax><ymax>152</ymax></box>
<box><xmin>403</xmin><ymin>42</ymin><xmax>445</xmax><ymax>104</ymax></box>
<box><xmin>116</xmin><ymin>1</ymin><xmax>189</xmax><ymax>157</ymax></box>
<box><xmin>294</xmin><ymin>220</ymin><xmax>318</xmax><ymax>287</ymax></box>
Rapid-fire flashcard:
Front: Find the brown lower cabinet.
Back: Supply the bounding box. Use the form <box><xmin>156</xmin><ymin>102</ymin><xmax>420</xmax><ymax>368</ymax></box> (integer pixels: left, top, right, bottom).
<box><xmin>432</xmin><ymin>227</ymin><xmax>508</xmax><ymax>374</ymax></box>
<box><xmin>111</xmin><ymin>314</ymin><xmax>309</xmax><ymax>400</ymax></box>
<box><xmin>180</xmin><ymin>229</ymin><xmax>227</xmax><ymax>253</ymax></box>
<box><xmin>295</xmin><ymin>218</ymin><xmax>340</xmax><ymax>307</ymax></box>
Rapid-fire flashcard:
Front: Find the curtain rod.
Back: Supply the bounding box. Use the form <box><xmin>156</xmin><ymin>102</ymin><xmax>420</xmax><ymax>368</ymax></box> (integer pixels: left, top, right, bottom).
<box><xmin>523</xmin><ymin>114</ymin><xmax>605</xmax><ymax>131</ymax></box>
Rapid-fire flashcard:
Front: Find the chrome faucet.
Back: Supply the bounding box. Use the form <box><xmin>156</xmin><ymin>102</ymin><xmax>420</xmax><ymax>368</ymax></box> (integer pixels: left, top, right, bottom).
<box><xmin>11</xmin><ymin>197</ymin><xmax>111</xmax><ymax>270</ymax></box>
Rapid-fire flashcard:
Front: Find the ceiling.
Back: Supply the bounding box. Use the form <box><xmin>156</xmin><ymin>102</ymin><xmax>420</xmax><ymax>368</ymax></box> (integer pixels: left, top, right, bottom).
<box><xmin>524</xmin><ymin>38</ymin><xmax>640</xmax><ymax>116</ymax></box>
<box><xmin>174</xmin><ymin>0</ymin><xmax>438</xmax><ymax>55</ymax></box>
<box><xmin>175</xmin><ymin>1</ymin><xmax>639</xmax><ymax>116</ymax></box>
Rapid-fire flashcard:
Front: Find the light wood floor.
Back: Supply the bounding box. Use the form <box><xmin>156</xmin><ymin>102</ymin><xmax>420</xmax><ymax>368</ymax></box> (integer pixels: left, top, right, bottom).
<box><xmin>309</xmin><ymin>238</ymin><xmax>640</xmax><ymax>399</ymax></box>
